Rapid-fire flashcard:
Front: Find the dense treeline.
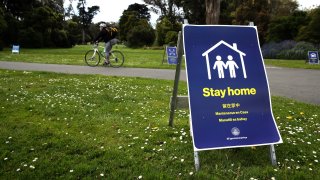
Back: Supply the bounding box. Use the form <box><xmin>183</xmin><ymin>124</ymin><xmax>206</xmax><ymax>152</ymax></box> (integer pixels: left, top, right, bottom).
<box><xmin>0</xmin><ymin>0</ymin><xmax>71</xmax><ymax>49</ymax></box>
<box><xmin>1</xmin><ymin>0</ymin><xmax>319</xmax><ymax>59</ymax></box>
<box><xmin>0</xmin><ymin>0</ymin><xmax>99</xmax><ymax>49</ymax></box>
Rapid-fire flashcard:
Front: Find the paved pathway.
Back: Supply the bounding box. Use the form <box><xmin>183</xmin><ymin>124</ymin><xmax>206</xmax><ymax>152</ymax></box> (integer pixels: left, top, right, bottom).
<box><xmin>0</xmin><ymin>61</ymin><xmax>319</xmax><ymax>105</ymax></box>
<box><xmin>0</xmin><ymin>61</ymin><xmax>178</xmax><ymax>80</ymax></box>
<box><xmin>266</xmin><ymin>66</ymin><xmax>320</xmax><ymax>105</ymax></box>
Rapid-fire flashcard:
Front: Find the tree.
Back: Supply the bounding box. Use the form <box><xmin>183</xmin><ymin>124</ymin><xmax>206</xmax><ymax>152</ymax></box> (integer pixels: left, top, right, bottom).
<box><xmin>119</xmin><ymin>3</ymin><xmax>152</xmax><ymax>42</ymax></box>
<box><xmin>267</xmin><ymin>11</ymin><xmax>308</xmax><ymax>42</ymax></box>
<box><xmin>0</xmin><ymin>6</ymin><xmax>7</xmax><ymax>50</ymax></box>
<box><xmin>0</xmin><ymin>0</ymin><xmax>77</xmax><ymax>48</ymax></box>
<box><xmin>147</xmin><ymin>0</ymin><xmax>220</xmax><ymax>24</ymax></box>
<box><xmin>156</xmin><ymin>17</ymin><xmax>172</xmax><ymax>46</ymax></box>
<box><xmin>155</xmin><ymin>17</ymin><xmax>181</xmax><ymax>46</ymax></box>
<box><xmin>143</xmin><ymin>0</ymin><xmax>181</xmax><ymax>24</ymax></box>
<box><xmin>0</xmin><ymin>7</ymin><xmax>7</xmax><ymax>32</ymax></box>
<box><xmin>179</xmin><ymin>0</ymin><xmax>205</xmax><ymax>24</ymax></box>
<box><xmin>219</xmin><ymin>0</ymin><xmax>236</xmax><ymax>24</ymax></box>
<box><xmin>18</xmin><ymin>27</ymin><xmax>44</xmax><ymax>48</ymax></box>
<box><xmin>24</xmin><ymin>6</ymin><xmax>62</xmax><ymax>33</ymax></box>
<box><xmin>77</xmin><ymin>0</ymin><xmax>99</xmax><ymax>44</ymax></box>
<box><xmin>37</xmin><ymin>0</ymin><xmax>64</xmax><ymax>14</ymax></box>
<box><xmin>232</xmin><ymin>0</ymin><xmax>273</xmax><ymax>44</ymax></box>
<box><xmin>269</xmin><ymin>0</ymin><xmax>298</xmax><ymax>17</ymax></box>
<box><xmin>127</xmin><ymin>3</ymin><xmax>151</xmax><ymax>20</ymax></box>
<box><xmin>64</xmin><ymin>19</ymin><xmax>81</xmax><ymax>45</ymax></box>
<box><xmin>143</xmin><ymin>0</ymin><xmax>169</xmax><ymax>17</ymax></box>
<box><xmin>119</xmin><ymin>11</ymin><xmax>140</xmax><ymax>41</ymax></box>
<box><xmin>296</xmin><ymin>7</ymin><xmax>320</xmax><ymax>45</ymax></box>
<box><xmin>20</xmin><ymin>5</ymin><xmax>68</xmax><ymax>47</ymax></box>
<box><xmin>165</xmin><ymin>31</ymin><xmax>178</xmax><ymax>45</ymax></box>
<box><xmin>126</xmin><ymin>19</ymin><xmax>155</xmax><ymax>48</ymax></box>
<box><xmin>0</xmin><ymin>0</ymin><xmax>37</xmax><ymax>19</ymax></box>
<box><xmin>205</xmin><ymin>0</ymin><xmax>220</xmax><ymax>24</ymax></box>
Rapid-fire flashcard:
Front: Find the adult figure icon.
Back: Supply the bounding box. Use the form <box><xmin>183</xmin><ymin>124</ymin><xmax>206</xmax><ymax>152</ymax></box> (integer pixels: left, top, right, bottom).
<box><xmin>226</xmin><ymin>55</ymin><xmax>239</xmax><ymax>78</ymax></box>
<box><xmin>213</xmin><ymin>55</ymin><xmax>226</xmax><ymax>79</ymax></box>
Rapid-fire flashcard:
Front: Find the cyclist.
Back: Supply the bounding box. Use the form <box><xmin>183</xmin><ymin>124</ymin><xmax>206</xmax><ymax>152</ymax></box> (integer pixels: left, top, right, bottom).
<box><xmin>93</xmin><ymin>23</ymin><xmax>118</xmax><ymax>65</ymax></box>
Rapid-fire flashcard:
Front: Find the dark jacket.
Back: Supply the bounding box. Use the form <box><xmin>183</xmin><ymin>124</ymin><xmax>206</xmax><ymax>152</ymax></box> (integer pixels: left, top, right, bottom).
<box><xmin>93</xmin><ymin>28</ymin><xmax>112</xmax><ymax>43</ymax></box>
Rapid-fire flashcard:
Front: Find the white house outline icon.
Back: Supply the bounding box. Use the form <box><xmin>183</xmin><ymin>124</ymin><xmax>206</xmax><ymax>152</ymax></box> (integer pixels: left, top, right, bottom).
<box><xmin>202</xmin><ymin>40</ymin><xmax>247</xmax><ymax>80</ymax></box>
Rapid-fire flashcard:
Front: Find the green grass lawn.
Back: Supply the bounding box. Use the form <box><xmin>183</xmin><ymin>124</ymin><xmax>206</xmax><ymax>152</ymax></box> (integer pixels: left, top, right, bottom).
<box><xmin>1</xmin><ymin>69</ymin><xmax>319</xmax><ymax>179</ymax></box>
<box><xmin>0</xmin><ymin>45</ymin><xmax>183</xmax><ymax>69</ymax></box>
<box><xmin>2</xmin><ymin>45</ymin><xmax>320</xmax><ymax>70</ymax></box>
<box><xmin>264</xmin><ymin>59</ymin><xmax>320</xmax><ymax>70</ymax></box>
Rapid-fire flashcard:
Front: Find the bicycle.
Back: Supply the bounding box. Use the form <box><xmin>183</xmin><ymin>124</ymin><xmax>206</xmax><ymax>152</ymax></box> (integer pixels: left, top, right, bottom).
<box><xmin>84</xmin><ymin>43</ymin><xmax>124</xmax><ymax>68</ymax></box>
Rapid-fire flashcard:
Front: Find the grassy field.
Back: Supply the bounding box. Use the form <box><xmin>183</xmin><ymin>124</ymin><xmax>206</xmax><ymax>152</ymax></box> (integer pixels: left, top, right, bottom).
<box><xmin>264</xmin><ymin>59</ymin><xmax>320</xmax><ymax>70</ymax></box>
<box><xmin>0</xmin><ymin>69</ymin><xmax>319</xmax><ymax>179</ymax></box>
<box><xmin>1</xmin><ymin>45</ymin><xmax>320</xmax><ymax>70</ymax></box>
<box><xmin>0</xmin><ymin>45</ymin><xmax>182</xmax><ymax>69</ymax></box>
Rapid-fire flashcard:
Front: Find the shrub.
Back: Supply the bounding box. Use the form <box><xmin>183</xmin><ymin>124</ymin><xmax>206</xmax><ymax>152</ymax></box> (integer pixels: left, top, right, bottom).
<box><xmin>277</xmin><ymin>41</ymin><xmax>317</xmax><ymax>60</ymax></box>
<box><xmin>262</xmin><ymin>40</ymin><xmax>296</xmax><ymax>59</ymax></box>
<box><xmin>165</xmin><ymin>31</ymin><xmax>178</xmax><ymax>46</ymax></box>
<box><xmin>156</xmin><ymin>17</ymin><xmax>181</xmax><ymax>46</ymax></box>
<box><xmin>262</xmin><ymin>40</ymin><xmax>317</xmax><ymax>60</ymax></box>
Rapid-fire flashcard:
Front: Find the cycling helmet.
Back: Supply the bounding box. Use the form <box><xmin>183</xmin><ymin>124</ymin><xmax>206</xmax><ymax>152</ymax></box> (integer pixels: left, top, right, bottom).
<box><xmin>99</xmin><ymin>23</ymin><xmax>107</xmax><ymax>28</ymax></box>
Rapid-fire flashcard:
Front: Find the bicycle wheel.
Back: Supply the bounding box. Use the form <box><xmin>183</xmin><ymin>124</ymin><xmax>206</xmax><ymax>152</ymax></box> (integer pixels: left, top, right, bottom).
<box><xmin>109</xmin><ymin>50</ymin><xmax>124</xmax><ymax>68</ymax></box>
<box><xmin>85</xmin><ymin>50</ymin><xmax>100</xmax><ymax>66</ymax></box>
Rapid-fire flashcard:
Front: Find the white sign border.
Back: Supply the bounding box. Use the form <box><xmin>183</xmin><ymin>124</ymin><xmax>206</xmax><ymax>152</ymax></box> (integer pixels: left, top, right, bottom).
<box><xmin>183</xmin><ymin>24</ymin><xmax>283</xmax><ymax>152</ymax></box>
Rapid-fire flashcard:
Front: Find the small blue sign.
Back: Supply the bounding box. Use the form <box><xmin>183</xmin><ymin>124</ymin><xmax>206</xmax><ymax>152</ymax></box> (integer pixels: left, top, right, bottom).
<box><xmin>308</xmin><ymin>51</ymin><xmax>319</xmax><ymax>64</ymax></box>
<box><xmin>12</xmin><ymin>45</ymin><xmax>20</xmax><ymax>54</ymax></box>
<box><xmin>166</xmin><ymin>46</ymin><xmax>178</xmax><ymax>64</ymax></box>
<box><xmin>183</xmin><ymin>25</ymin><xmax>282</xmax><ymax>151</ymax></box>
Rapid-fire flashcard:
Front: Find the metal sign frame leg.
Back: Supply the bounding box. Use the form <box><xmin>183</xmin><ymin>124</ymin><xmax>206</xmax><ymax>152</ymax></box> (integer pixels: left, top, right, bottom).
<box><xmin>189</xmin><ymin>115</ymin><xmax>200</xmax><ymax>171</ymax></box>
<box><xmin>168</xmin><ymin>31</ymin><xmax>184</xmax><ymax>127</ymax></box>
<box><xmin>194</xmin><ymin>151</ymin><xmax>200</xmax><ymax>171</ymax></box>
<box><xmin>269</xmin><ymin>144</ymin><xmax>277</xmax><ymax>166</ymax></box>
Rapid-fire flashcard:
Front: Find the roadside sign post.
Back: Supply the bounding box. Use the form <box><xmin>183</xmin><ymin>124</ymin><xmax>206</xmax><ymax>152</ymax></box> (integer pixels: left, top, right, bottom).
<box><xmin>12</xmin><ymin>45</ymin><xmax>20</xmax><ymax>54</ymax></box>
<box><xmin>163</xmin><ymin>46</ymin><xmax>179</xmax><ymax>65</ymax></box>
<box><xmin>308</xmin><ymin>51</ymin><xmax>319</xmax><ymax>64</ymax></box>
<box><xmin>167</xmin><ymin>46</ymin><xmax>178</xmax><ymax>65</ymax></box>
<box><xmin>183</xmin><ymin>25</ymin><xmax>282</xmax><ymax>170</ymax></box>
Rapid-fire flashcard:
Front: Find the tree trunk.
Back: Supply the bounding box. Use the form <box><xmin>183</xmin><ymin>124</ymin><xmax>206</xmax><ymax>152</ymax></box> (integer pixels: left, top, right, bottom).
<box><xmin>205</xmin><ymin>0</ymin><xmax>220</xmax><ymax>24</ymax></box>
<box><xmin>168</xmin><ymin>0</ymin><xmax>174</xmax><ymax>23</ymax></box>
<box><xmin>82</xmin><ymin>29</ymin><xmax>85</xmax><ymax>44</ymax></box>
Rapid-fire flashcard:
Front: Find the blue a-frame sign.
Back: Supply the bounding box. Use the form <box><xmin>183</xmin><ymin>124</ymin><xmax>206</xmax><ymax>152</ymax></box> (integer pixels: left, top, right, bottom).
<box><xmin>183</xmin><ymin>25</ymin><xmax>282</xmax><ymax>151</ymax></box>
<box><xmin>308</xmin><ymin>51</ymin><xmax>319</xmax><ymax>64</ymax></box>
<box><xmin>166</xmin><ymin>46</ymin><xmax>178</xmax><ymax>64</ymax></box>
<box><xmin>12</xmin><ymin>45</ymin><xmax>20</xmax><ymax>54</ymax></box>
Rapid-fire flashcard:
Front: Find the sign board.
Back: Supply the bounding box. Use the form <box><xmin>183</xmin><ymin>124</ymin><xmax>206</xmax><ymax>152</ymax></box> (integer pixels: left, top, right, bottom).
<box><xmin>12</xmin><ymin>45</ymin><xmax>20</xmax><ymax>54</ymax></box>
<box><xmin>166</xmin><ymin>46</ymin><xmax>178</xmax><ymax>64</ymax></box>
<box><xmin>183</xmin><ymin>25</ymin><xmax>282</xmax><ymax>151</ymax></box>
<box><xmin>308</xmin><ymin>51</ymin><xmax>319</xmax><ymax>64</ymax></box>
